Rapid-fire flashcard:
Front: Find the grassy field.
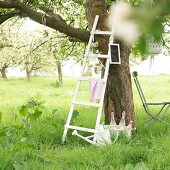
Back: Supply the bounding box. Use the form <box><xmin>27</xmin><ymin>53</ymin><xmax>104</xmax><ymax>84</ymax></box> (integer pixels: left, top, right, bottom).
<box><xmin>1</xmin><ymin>75</ymin><xmax>170</xmax><ymax>170</ymax></box>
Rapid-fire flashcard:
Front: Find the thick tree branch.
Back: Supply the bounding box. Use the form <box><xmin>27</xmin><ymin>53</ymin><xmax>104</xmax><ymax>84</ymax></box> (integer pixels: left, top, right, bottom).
<box><xmin>39</xmin><ymin>6</ymin><xmax>66</xmax><ymax>23</ymax></box>
<box><xmin>0</xmin><ymin>0</ymin><xmax>17</xmax><ymax>8</ymax></box>
<box><xmin>0</xmin><ymin>0</ymin><xmax>90</xmax><ymax>42</ymax></box>
<box><xmin>0</xmin><ymin>10</ymin><xmax>21</xmax><ymax>24</ymax></box>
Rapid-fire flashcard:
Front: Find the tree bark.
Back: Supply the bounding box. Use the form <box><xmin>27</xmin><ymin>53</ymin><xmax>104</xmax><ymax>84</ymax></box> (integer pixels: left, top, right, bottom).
<box><xmin>26</xmin><ymin>69</ymin><xmax>31</xmax><ymax>82</ymax></box>
<box><xmin>86</xmin><ymin>0</ymin><xmax>136</xmax><ymax>128</ymax></box>
<box><xmin>104</xmin><ymin>43</ymin><xmax>136</xmax><ymax>127</ymax></box>
<box><xmin>0</xmin><ymin>67</ymin><xmax>7</xmax><ymax>79</ymax></box>
<box><xmin>57</xmin><ymin>61</ymin><xmax>63</xmax><ymax>84</ymax></box>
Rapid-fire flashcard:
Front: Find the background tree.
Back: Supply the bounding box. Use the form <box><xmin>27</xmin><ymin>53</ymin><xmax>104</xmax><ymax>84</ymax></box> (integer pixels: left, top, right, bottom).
<box><xmin>0</xmin><ymin>47</ymin><xmax>17</xmax><ymax>78</ymax></box>
<box><xmin>0</xmin><ymin>18</ymin><xmax>55</xmax><ymax>81</ymax></box>
<box><xmin>0</xmin><ymin>27</ymin><xmax>20</xmax><ymax>78</ymax></box>
<box><xmin>22</xmin><ymin>50</ymin><xmax>54</xmax><ymax>81</ymax></box>
<box><xmin>19</xmin><ymin>30</ymin><xmax>55</xmax><ymax>81</ymax></box>
<box><xmin>47</xmin><ymin>35</ymin><xmax>85</xmax><ymax>84</ymax></box>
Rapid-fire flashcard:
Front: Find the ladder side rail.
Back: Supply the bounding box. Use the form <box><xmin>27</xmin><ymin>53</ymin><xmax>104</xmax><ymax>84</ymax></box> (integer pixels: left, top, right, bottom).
<box><xmin>62</xmin><ymin>104</ymin><xmax>75</xmax><ymax>142</ymax></box>
<box><xmin>62</xmin><ymin>15</ymin><xmax>99</xmax><ymax>143</ymax></box>
<box><xmin>62</xmin><ymin>34</ymin><xmax>94</xmax><ymax>143</ymax></box>
<box><xmin>84</xmin><ymin>15</ymin><xmax>99</xmax><ymax>57</ymax></box>
<box><xmin>93</xmin><ymin>58</ymin><xmax>110</xmax><ymax>142</ymax></box>
<box><xmin>72</xmin><ymin>15</ymin><xmax>99</xmax><ymax>103</ymax></box>
<box><xmin>93</xmin><ymin>36</ymin><xmax>114</xmax><ymax>142</ymax></box>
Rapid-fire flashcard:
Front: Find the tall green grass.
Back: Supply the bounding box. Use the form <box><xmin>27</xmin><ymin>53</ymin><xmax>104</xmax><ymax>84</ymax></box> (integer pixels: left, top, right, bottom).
<box><xmin>0</xmin><ymin>75</ymin><xmax>170</xmax><ymax>169</ymax></box>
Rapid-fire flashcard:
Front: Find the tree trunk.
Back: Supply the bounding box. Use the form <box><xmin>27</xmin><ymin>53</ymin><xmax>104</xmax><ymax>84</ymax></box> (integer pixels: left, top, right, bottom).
<box><xmin>104</xmin><ymin>43</ymin><xmax>136</xmax><ymax>127</ymax></box>
<box><xmin>26</xmin><ymin>69</ymin><xmax>31</xmax><ymax>82</ymax></box>
<box><xmin>57</xmin><ymin>61</ymin><xmax>63</xmax><ymax>84</ymax></box>
<box><xmin>0</xmin><ymin>67</ymin><xmax>7</xmax><ymax>79</ymax></box>
<box><xmin>86</xmin><ymin>0</ymin><xmax>136</xmax><ymax>128</ymax></box>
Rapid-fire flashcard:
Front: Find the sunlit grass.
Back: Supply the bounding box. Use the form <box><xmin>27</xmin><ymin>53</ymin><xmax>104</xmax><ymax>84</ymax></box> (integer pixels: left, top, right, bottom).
<box><xmin>0</xmin><ymin>75</ymin><xmax>170</xmax><ymax>169</ymax></box>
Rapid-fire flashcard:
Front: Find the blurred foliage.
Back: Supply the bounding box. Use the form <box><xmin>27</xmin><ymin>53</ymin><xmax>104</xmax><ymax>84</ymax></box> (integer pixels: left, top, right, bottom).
<box><xmin>106</xmin><ymin>0</ymin><xmax>169</xmax><ymax>58</ymax></box>
<box><xmin>130</xmin><ymin>0</ymin><xmax>170</xmax><ymax>58</ymax></box>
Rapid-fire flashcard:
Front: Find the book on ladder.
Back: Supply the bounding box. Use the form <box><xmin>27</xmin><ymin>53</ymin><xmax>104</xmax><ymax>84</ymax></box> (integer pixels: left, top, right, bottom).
<box><xmin>62</xmin><ymin>15</ymin><xmax>120</xmax><ymax>146</ymax></box>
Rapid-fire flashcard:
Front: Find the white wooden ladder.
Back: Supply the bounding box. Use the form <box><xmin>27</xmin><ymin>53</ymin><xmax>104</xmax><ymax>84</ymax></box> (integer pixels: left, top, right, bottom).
<box><xmin>62</xmin><ymin>15</ymin><xmax>113</xmax><ymax>145</ymax></box>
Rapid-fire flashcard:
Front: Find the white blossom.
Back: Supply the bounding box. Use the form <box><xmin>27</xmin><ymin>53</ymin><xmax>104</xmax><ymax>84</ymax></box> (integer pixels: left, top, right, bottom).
<box><xmin>107</xmin><ymin>1</ymin><xmax>139</xmax><ymax>45</ymax></box>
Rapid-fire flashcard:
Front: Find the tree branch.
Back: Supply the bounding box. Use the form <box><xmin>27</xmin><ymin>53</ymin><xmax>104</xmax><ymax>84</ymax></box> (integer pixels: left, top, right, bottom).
<box><xmin>0</xmin><ymin>10</ymin><xmax>21</xmax><ymax>24</ymax></box>
<box><xmin>0</xmin><ymin>0</ymin><xmax>90</xmax><ymax>42</ymax></box>
<box><xmin>62</xmin><ymin>42</ymin><xmax>77</xmax><ymax>61</ymax></box>
<box><xmin>0</xmin><ymin>42</ymin><xmax>13</xmax><ymax>48</ymax></box>
<box><xmin>0</xmin><ymin>0</ymin><xmax>17</xmax><ymax>8</ymax></box>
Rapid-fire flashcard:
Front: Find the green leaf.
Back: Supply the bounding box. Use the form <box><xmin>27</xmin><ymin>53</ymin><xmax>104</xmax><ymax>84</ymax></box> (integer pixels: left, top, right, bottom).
<box><xmin>60</xmin><ymin>118</ymin><xmax>67</xmax><ymax>125</ymax></box>
<box><xmin>24</xmin><ymin>124</ymin><xmax>32</xmax><ymax>130</ymax></box>
<box><xmin>52</xmin><ymin>109</ymin><xmax>58</xmax><ymax>115</ymax></box>
<box><xmin>123</xmin><ymin>164</ymin><xmax>134</xmax><ymax>170</ymax></box>
<box><xmin>72</xmin><ymin>110</ymin><xmax>79</xmax><ymax>120</ymax></box>
<box><xmin>0</xmin><ymin>111</ymin><xmax>2</xmax><ymax>122</ymax></box>
<box><xmin>13</xmin><ymin>152</ymin><xmax>26</xmax><ymax>170</ymax></box>
<box><xmin>6</xmin><ymin>130</ymin><xmax>12</xmax><ymax>137</ymax></box>
<box><xmin>71</xmin><ymin>110</ymin><xmax>79</xmax><ymax>124</ymax></box>
<box><xmin>19</xmin><ymin>105</ymin><xmax>29</xmax><ymax>117</ymax></box>
<box><xmin>12</xmin><ymin>143</ymin><xmax>23</xmax><ymax>152</ymax></box>
<box><xmin>13</xmin><ymin>162</ymin><xmax>25</xmax><ymax>170</ymax></box>
<box><xmin>29</xmin><ymin>109</ymin><xmax>42</xmax><ymax>121</ymax></box>
<box><xmin>134</xmin><ymin>162</ymin><xmax>148</xmax><ymax>170</ymax></box>
<box><xmin>0</xmin><ymin>131</ymin><xmax>6</xmax><ymax>138</ymax></box>
<box><xmin>25</xmin><ymin>143</ymin><xmax>36</xmax><ymax>149</ymax></box>
<box><xmin>13</xmin><ymin>125</ymin><xmax>24</xmax><ymax>130</ymax></box>
<box><xmin>20</xmin><ymin>137</ymin><xmax>27</xmax><ymax>143</ymax></box>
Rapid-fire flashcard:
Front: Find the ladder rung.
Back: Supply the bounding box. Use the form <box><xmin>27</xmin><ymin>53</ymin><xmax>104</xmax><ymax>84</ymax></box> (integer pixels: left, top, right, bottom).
<box><xmin>89</xmin><ymin>54</ymin><xmax>109</xmax><ymax>58</ymax></box>
<box><xmin>65</xmin><ymin>125</ymin><xmax>98</xmax><ymax>133</ymax></box>
<box><xmin>72</xmin><ymin>101</ymin><xmax>101</xmax><ymax>107</ymax></box>
<box><xmin>91</xmin><ymin>30</ymin><xmax>113</xmax><ymax>35</ymax></box>
<box><xmin>79</xmin><ymin>78</ymin><xmax>106</xmax><ymax>83</ymax></box>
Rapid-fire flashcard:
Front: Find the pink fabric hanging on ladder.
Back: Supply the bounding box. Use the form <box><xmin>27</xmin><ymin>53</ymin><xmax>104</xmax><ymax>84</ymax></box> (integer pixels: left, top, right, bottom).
<box><xmin>88</xmin><ymin>78</ymin><xmax>103</xmax><ymax>102</ymax></box>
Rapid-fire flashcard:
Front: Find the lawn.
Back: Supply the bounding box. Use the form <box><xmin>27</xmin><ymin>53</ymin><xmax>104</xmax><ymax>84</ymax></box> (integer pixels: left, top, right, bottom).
<box><xmin>1</xmin><ymin>75</ymin><xmax>170</xmax><ymax>170</ymax></box>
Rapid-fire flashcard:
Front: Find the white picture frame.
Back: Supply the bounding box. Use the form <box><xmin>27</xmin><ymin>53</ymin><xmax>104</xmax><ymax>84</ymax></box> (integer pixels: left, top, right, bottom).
<box><xmin>109</xmin><ymin>43</ymin><xmax>121</xmax><ymax>64</ymax></box>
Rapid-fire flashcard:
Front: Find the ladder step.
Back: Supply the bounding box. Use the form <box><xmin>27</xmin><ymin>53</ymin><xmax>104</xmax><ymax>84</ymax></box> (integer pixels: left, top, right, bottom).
<box><xmin>79</xmin><ymin>78</ymin><xmax>106</xmax><ymax>83</ymax></box>
<box><xmin>89</xmin><ymin>54</ymin><xmax>109</xmax><ymax>58</ymax></box>
<box><xmin>72</xmin><ymin>101</ymin><xmax>101</xmax><ymax>107</ymax></box>
<box><xmin>91</xmin><ymin>30</ymin><xmax>113</xmax><ymax>35</ymax></box>
<box><xmin>65</xmin><ymin>125</ymin><xmax>98</xmax><ymax>133</ymax></box>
